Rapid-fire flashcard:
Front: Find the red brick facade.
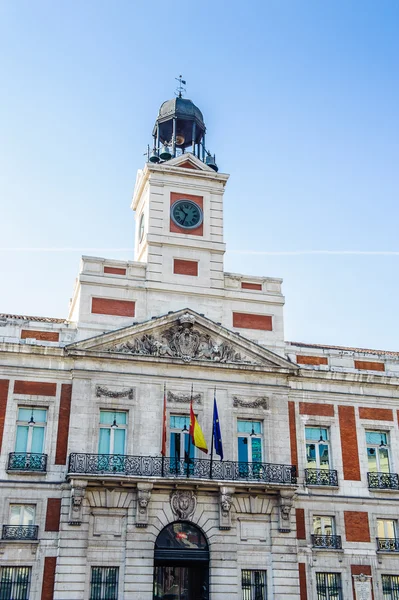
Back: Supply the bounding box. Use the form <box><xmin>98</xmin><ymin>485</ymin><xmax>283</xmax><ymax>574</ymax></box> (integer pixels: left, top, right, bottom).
<box><xmin>354</xmin><ymin>360</ymin><xmax>385</xmax><ymax>371</ymax></box>
<box><xmin>14</xmin><ymin>380</ymin><xmax>57</xmax><ymax>396</ymax></box>
<box><xmin>41</xmin><ymin>557</ymin><xmax>56</xmax><ymax>600</ymax></box>
<box><xmin>299</xmin><ymin>402</ymin><xmax>334</xmax><ymax>417</ymax></box>
<box><xmin>359</xmin><ymin>407</ymin><xmax>393</xmax><ymax>421</ymax></box>
<box><xmin>45</xmin><ymin>498</ymin><xmax>61</xmax><ymax>532</ymax></box>
<box><xmin>298</xmin><ymin>563</ymin><xmax>307</xmax><ymax>600</ymax></box>
<box><xmin>21</xmin><ymin>329</ymin><xmax>59</xmax><ymax>342</ymax></box>
<box><xmin>338</xmin><ymin>405</ymin><xmax>361</xmax><ymax>480</ymax></box>
<box><xmin>232</xmin><ymin>313</ymin><xmax>272</xmax><ymax>331</ymax></box>
<box><xmin>296</xmin><ymin>508</ymin><xmax>306</xmax><ymax>540</ymax></box>
<box><xmin>0</xmin><ymin>379</ymin><xmax>10</xmax><ymax>453</ymax></box>
<box><xmin>296</xmin><ymin>355</ymin><xmax>328</xmax><ymax>365</ymax></box>
<box><xmin>104</xmin><ymin>266</ymin><xmax>126</xmax><ymax>275</ymax></box>
<box><xmin>173</xmin><ymin>259</ymin><xmax>198</xmax><ymax>276</ymax></box>
<box><xmin>91</xmin><ymin>298</ymin><xmax>135</xmax><ymax>317</ymax></box>
<box><xmin>344</xmin><ymin>511</ymin><xmax>370</xmax><ymax>542</ymax></box>
<box><xmin>288</xmin><ymin>401</ymin><xmax>298</xmax><ymax>469</ymax></box>
<box><xmin>55</xmin><ymin>384</ymin><xmax>72</xmax><ymax>464</ymax></box>
<box><xmin>241</xmin><ymin>282</ymin><xmax>262</xmax><ymax>290</ymax></box>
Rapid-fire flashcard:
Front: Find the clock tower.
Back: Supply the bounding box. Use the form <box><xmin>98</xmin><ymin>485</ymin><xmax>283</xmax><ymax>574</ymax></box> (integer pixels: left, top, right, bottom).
<box><xmin>132</xmin><ymin>94</ymin><xmax>229</xmax><ymax>292</ymax></box>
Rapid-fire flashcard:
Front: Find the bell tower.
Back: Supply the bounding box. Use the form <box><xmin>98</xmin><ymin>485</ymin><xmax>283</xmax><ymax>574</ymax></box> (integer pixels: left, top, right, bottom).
<box><xmin>132</xmin><ymin>85</ymin><xmax>229</xmax><ymax>292</ymax></box>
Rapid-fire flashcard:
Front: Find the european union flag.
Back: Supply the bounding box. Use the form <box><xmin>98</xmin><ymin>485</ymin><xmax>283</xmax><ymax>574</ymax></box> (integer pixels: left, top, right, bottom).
<box><xmin>213</xmin><ymin>397</ymin><xmax>223</xmax><ymax>460</ymax></box>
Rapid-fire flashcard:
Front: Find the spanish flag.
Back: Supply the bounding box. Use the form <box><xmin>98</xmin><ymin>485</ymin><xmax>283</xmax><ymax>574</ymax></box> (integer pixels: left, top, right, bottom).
<box><xmin>189</xmin><ymin>401</ymin><xmax>208</xmax><ymax>454</ymax></box>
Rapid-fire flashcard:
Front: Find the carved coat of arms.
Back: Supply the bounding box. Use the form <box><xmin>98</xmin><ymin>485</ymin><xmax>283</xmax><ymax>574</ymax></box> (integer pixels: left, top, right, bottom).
<box><xmin>170</xmin><ymin>490</ymin><xmax>197</xmax><ymax>520</ymax></box>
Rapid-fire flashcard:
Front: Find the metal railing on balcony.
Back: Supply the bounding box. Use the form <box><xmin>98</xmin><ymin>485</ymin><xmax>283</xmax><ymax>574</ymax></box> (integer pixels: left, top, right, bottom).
<box><xmin>68</xmin><ymin>453</ymin><xmax>297</xmax><ymax>484</ymax></box>
<box><xmin>7</xmin><ymin>453</ymin><xmax>47</xmax><ymax>472</ymax></box>
<box><xmin>305</xmin><ymin>468</ymin><xmax>338</xmax><ymax>486</ymax></box>
<box><xmin>368</xmin><ymin>472</ymin><xmax>399</xmax><ymax>490</ymax></box>
<box><xmin>377</xmin><ymin>538</ymin><xmax>399</xmax><ymax>552</ymax></box>
<box><xmin>311</xmin><ymin>534</ymin><xmax>342</xmax><ymax>549</ymax></box>
<box><xmin>2</xmin><ymin>525</ymin><xmax>39</xmax><ymax>541</ymax></box>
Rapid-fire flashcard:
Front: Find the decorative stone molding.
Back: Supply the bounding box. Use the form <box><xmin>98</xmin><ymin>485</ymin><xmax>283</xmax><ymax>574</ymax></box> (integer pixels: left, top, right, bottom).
<box><xmin>69</xmin><ymin>479</ymin><xmax>87</xmax><ymax>526</ymax></box>
<box><xmin>219</xmin><ymin>487</ymin><xmax>234</xmax><ymax>530</ymax></box>
<box><xmin>167</xmin><ymin>391</ymin><xmax>202</xmax><ymax>405</ymax></box>
<box><xmin>136</xmin><ymin>483</ymin><xmax>153</xmax><ymax>528</ymax></box>
<box><xmin>86</xmin><ymin>488</ymin><xmax>132</xmax><ymax>509</ymax></box>
<box><xmin>109</xmin><ymin>319</ymin><xmax>255</xmax><ymax>364</ymax></box>
<box><xmin>95</xmin><ymin>385</ymin><xmax>134</xmax><ymax>400</ymax></box>
<box><xmin>278</xmin><ymin>490</ymin><xmax>296</xmax><ymax>533</ymax></box>
<box><xmin>170</xmin><ymin>490</ymin><xmax>197</xmax><ymax>520</ymax></box>
<box><xmin>233</xmin><ymin>396</ymin><xmax>268</xmax><ymax>410</ymax></box>
<box><xmin>353</xmin><ymin>574</ymin><xmax>372</xmax><ymax>600</ymax></box>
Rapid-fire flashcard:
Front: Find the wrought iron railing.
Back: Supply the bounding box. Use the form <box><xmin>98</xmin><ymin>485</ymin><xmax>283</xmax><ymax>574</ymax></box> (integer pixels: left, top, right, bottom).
<box><xmin>305</xmin><ymin>468</ymin><xmax>338</xmax><ymax>486</ymax></box>
<box><xmin>368</xmin><ymin>472</ymin><xmax>399</xmax><ymax>490</ymax></box>
<box><xmin>2</xmin><ymin>525</ymin><xmax>39</xmax><ymax>541</ymax></box>
<box><xmin>68</xmin><ymin>453</ymin><xmax>297</xmax><ymax>484</ymax></box>
<box><xmin>7</xmin><ymin>453</ymin><xmax>47</xmax><ymax>472</ymax></box>
<box><xmin>377</xmin><ymin>538</ymin><xmax>399</xmax><ymax>552</ymax></box>
<box><xmin>311</xmin><ymin>534</ymin><xmax>342</xmax><ymax>549</ymax></box>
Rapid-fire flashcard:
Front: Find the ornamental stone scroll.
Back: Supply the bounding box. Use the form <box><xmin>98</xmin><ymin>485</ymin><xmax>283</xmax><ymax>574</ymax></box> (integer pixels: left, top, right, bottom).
<box><xmin>219</xmin><ymin>487</ymin><xmax>235</xmax><ymax>530</ymax></box>
<box><xmin>278</xmin><ymin>490</ymin><xmax>296</xmax><ymax>533</ymax></box>
<box><xmin>135</xmin><ymin>482</ymin><xmax>153</xmax><ymax>528</ymax></box>
<box><xmin>68</xmin><ymin>478</ymin><xmax>88</xmax><ymax>526</ymax></box>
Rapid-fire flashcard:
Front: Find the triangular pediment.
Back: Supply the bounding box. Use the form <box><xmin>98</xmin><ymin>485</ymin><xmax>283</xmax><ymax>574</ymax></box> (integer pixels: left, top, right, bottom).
<box><xmin>165</xmin><ymin>153</ymin><xmax>214</xmax><ymax>172</ymax></box>
<box><xmin>67</xmin><ymin>310</ymin><xmax>297</xmax><ymax>372</ymax></box>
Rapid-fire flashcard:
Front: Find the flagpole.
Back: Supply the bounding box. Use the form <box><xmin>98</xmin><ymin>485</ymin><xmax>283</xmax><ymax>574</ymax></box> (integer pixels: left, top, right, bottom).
<box><xmin>186</xmin><ymin>384</ymin><xmax>193</xmax><ymax>478</ymax></box>
<box><xmin>161</xmin><ymin>383</ymin><xmax>165</xmax><ymax>477</ymax></box>
<box><xmin>210</xmin><ymin>387</ymin><xmax>215</xmax><ymax>479</ymax></box>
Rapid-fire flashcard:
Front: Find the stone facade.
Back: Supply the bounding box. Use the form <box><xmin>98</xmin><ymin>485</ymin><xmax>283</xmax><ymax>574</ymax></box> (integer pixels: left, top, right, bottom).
<box><xmin>0</xmin><ymin>131</ymin><xmax>398</xmax><ymax>600</ymax></box>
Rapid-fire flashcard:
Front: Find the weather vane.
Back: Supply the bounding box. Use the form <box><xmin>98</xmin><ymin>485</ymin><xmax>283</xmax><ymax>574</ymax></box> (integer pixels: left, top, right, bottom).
<box><xmin>175</xmin><ymin>75</ymin><xmax>186</xmax><ymax>98</ymax></box>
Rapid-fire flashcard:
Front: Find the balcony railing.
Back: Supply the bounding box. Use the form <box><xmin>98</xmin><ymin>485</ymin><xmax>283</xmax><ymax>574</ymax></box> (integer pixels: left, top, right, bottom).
<box><xmin>305</xmin><ymin>468</ymin><xmax>338</xmax><ymax>486</ymax></box>
<box><xmin>311</xmin><ymin>534</ymin><xmax>342</xmax><ymax>550</ymax></box>
<box><xmin>377</xmin><ymin>538</ymin><xmax>399</xmax><ymax>552</ymax></box>
<box><xmin>8</xmin><ymin>453</ymin><xmax>47</xmax><ymax>472</ymax></box>
<box><xmin>368</xmin><ymin>472</ymin><xmax>399</xmax><ymax>490</ymax></box>
<box><xmin>2</xmin><ymin>525</ymin><xmax>39</xmax><ymax>541</ymax></box>
<box><xmin>68</xmin><ymin>453</ymin><xmax>297</xmax><ymax>484</ymax></box>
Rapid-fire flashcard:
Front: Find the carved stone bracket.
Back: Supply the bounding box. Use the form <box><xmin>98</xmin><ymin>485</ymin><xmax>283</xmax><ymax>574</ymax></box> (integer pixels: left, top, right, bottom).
<box><xmin>69</xmin><ymin>479</ymin><xmax>87</xmax><ymax>526</ymax></box>
<box><xmin>233</xmin><ymin>396</ymin><xmax>268</xmax><ymax>410</ymax></box>
<box><xmin>167</xmin><ymin>391</ymin><xmax>202</xmax><ymax>405</ymax></box>
<box><xmin>219</xmin><ymin>487</ymin><xmax>235</xmax><ymax>530</ymax></box>
<box><xmin>96</xmin><ymin>386</ymin><xmax>134</xmax><ymax>400</ymax></box>
<box><xmin>278</xmin><ymin>490</ymin><xmax>296</xmax><ymax>533</ymax></box>
<box><xmin>353</xmin><ymin>574</ymin><xmax>372</xmax><ymax>600</ymax></box>
<box><xmin>136</xmin><ymin>483</ymin><xmax>153</xmax><ymax>528</ymax></box>
<box><xmin>170</xmin><ymin>490</ymin><xmax>197</xmax><ymax>520</ymax></box>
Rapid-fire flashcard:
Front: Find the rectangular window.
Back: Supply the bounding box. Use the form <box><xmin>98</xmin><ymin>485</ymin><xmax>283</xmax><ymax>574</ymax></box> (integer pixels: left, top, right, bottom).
<box><xmin>15</xmin><ymin>408</ymin><xmax>47</xmax><ymax>454</ymax></box>
<box><xmin>382</xmin><ymin>575</ymin><xmax>399</xmax><ymax>600</ymax></box>
<box><xmin>366</xmin><ymin>431</ymin><xmax>390</xmax><ymax>473</ymax></box>
<box><xmin>237</xmin><ymin>421</ymin><xmax>263</xmax><ymax>464</ymax></box>
<box><xmin>170</xmin><ymin>415</ymin><xmax>194</xmax><ymax>473</ymax></box>
<box><xmin>9</xmin><ymin>505</ymin><xmax>35</xmax><ymax>526</ymax></box>
<box><xmin>242</xmin><ymin>570</ymin><xmax>267</xmax><ymax>600</ymax></box>
<box><xmin>306</xmin><ymin>427</ymin><xmax>330</xmax><ymax>469</ymax></box>
<box><xmin>90</xmin><ymin>567</ymin><xmax>118</xmax><ymax>600</ymax></box>
<box><xmin>316</xmin><ymin>573</ymin><xmax>342</xmax><ymax>600</ymax></box>
<box><xmin>378</xmin><ymin>519</ymin><xmax>397</xmax><ymax>539</ymax></box>
<box><xmin>98</xmin><ymin>411</ymin><xmax>127</xmax><ymax>455</ymax></box>
<box><xmin>0</xmin><ymin>567</ymin><xmax>32</xmax><ymax>600</ymax></box>
<box><xmin>313</xmin><ymin>516</ymin><xmax>335</xmax><ymax>535</ymax></box>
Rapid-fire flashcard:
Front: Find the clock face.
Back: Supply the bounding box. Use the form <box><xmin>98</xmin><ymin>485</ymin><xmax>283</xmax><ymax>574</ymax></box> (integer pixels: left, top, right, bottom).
<box><xmin>171</xmin><ymin>200</ymin><xmax>203</xmax><ymax>230</ymax></box>
<box><xmin>139</xmin><ymin>213</ymin><xmax>145</xmax><ymax>242</ymax></box>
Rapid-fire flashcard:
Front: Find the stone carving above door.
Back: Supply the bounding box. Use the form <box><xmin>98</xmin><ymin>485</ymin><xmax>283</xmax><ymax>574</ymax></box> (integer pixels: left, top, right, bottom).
<box><xmin>170</xmin><ymin>490</ymin><xmax>197</xmax><ymax>519</ymax></box>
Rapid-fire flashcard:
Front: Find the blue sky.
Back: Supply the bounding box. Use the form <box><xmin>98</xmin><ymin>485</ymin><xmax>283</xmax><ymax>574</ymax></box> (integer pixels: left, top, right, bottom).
<box><xmin>1</xmin><ymin>1</ymin><xmax>398</xmax><ymax>350</ymax></box>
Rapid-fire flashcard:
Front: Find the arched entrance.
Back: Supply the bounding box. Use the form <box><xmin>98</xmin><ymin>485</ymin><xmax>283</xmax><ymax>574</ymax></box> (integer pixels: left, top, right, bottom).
<box><xmin>153</xmin><ymin>521</ymin><xmax>209</xmax><ymax>600</ymax></box>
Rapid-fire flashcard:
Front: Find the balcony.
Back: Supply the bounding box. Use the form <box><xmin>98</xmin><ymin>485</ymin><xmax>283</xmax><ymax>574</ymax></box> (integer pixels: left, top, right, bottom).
<box><xmin>305</xmin><ymin>468</ymin><xmax>338</xmax><ymax>487</ymax></box>
<box><xmin>7</xmin><ymin>453</ymin><xmax>47</xmax><ymax>472</ymax></box>
<box><xmin>377</xmin><ymin>538</ymin><xmax>399</xmax><ymax>552</ymax></box>
<box><xmin>368</xmin><ymin>472</ymin><xmax>399</xmax><ymax>490</ymax></box>
<box><xmin>311</xmin><ymin>534</ymin><xmax>342</xmax><ymax>550</ymax></box>
<box><xmin>68</xmin><ymin>454</ymin><xmax>297</xmax><ymax>485</ymax></box>
<box><xmin>2</xmin><ymin>525</ymin><xmax>39</xmax><ymax>541</ymax></box>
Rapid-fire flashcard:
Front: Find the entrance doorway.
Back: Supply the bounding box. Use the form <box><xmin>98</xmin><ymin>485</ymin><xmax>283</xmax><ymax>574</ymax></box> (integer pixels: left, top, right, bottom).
<box><xmin>153</xmin><ymin>522</ymin><xmax>209</xmax><ymax>600</ymax></box>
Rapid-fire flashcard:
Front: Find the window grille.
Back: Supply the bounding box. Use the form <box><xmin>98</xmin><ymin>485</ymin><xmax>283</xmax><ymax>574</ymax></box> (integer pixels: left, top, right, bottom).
<box><xmin>0</xmin><ymin>566</ymin><xmax>31</xmax><ymax>600</ymax></box>
<box><xmin>242</xmin><ymin>570</ymin><xmax>267</xmax><ymax>600</ymax></box>
<box><xmin>382</xmin><ymin>575</ymin><xmax>399</xmax><ymax>600</ymax></box>
<box><xmin>316</xmin><ymin>572</ymin><xmax>342</xmax><ymax>600</ymax></box>
<box><xmin>90</xmin><ymin>567</ymin><xmax>118</xmax><ymax>600</ymax></box>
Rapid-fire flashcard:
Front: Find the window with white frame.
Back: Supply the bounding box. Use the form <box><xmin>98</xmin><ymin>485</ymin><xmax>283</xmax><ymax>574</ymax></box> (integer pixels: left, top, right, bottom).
<box><xmin>382</xmin><ymin>575</ymin><xmax>399</xmax><ymax>600</ymax></box>
<box><xmin>237</xmin><ymin>420</ymin><xmax>263</xmax><ymax>464</ymax></box>
<box><xmin>313</xmin><ymin>515</ymin><xmax>335</xmax><ymax>536</ymax></box>
<box><xmin>15</xmin><ymin>408</ymin><xmax>47</xmax><ymax>454</ymax></box>
<box><xmin>305</xmin><ymin>427</ymin><xmax>330</xmax><ymax>470</ymax></box>
<box><xmin>378</xmin><ymin>519</ymin><xmax>397</xmax><ymax>539</ymax></box>
<box><xmin>90</xmin><ymin>566</ymin><xmax>118</xmax><ymax>600</ymax></box>
<box><xmin>316</xmin><ymin>573</ymin><xmax>342</xmax><ymax>600</ymax></box>
<box><xmin>170</xmin><ymin>415</ymin><xmax>194</xmax><ymax>463</ymax></box>
<box><xmin>0</xmin><ymin>566</ymin><xmax>31</xmax><ymax>600</ymax></box>
<box><xmin>9</xmin><ymin>505</ymin><xmax>35</xmax><ymax>526</ymax></box>
<box><xmin>98</xmin><ymin>411</ymin><xmax>127</xmax><ymax>455</ymax></box>
<box><xmin>366</xmin><ymin>431</ymin><xmax>390</xmax><ymax>473</ymax></box>
<box><xmin>242</xmin><ymin>570</ymin><xmax>267</xmax><ymax>600</ymax></box>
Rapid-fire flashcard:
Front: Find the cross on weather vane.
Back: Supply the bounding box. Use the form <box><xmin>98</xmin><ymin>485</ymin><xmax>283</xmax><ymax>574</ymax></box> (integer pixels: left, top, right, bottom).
<box><xmin>175</xmin><ymin>75</ymin><xmax>186</xmax><ymax>98</ymax></box>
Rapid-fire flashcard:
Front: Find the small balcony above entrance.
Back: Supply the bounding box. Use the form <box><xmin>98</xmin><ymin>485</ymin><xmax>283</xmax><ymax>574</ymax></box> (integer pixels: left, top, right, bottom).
<box><xmin>68</xmin><ymin>453</ymin><xmax>297</xmax><ymax>486</ymax></box>
<box><xmin>7</xmin><ymin>452</ymin><xmax>47</xmax><ymax>472</ymax></box>
<box><xmin>368</xmin><ymin>472</ymin><xmax>399</xmax><ymax>490</ymax></box>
